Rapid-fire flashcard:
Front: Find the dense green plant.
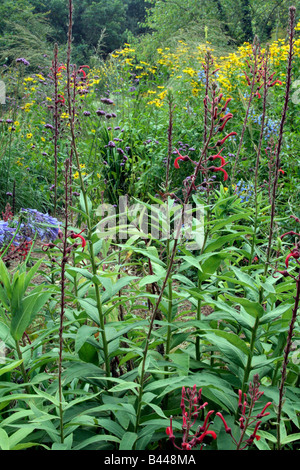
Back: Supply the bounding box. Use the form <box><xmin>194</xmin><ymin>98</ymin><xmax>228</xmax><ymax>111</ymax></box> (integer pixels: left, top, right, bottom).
<box><xmin>0</xmin><ymin>1</ymin><xmax>299</xmax><ymax>453</ymax></box>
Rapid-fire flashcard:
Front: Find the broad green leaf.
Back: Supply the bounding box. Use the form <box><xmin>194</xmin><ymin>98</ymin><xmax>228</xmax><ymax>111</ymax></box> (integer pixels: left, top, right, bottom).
<box><xmin>72</xmin><ymin>435</ymin><xmax>120</xmax><ymax>450</ymax></box>
<box><xmin>0</xmin><ymin>359</ymin><xmax>24</xmax><ymax>377</ymax></box>
<box><xmin>0</xmin><ymin>428</ymin><xmax>9</xmax><ymax>450</ymax></box>
<box><xmin>119</xmin><ymin>432</ymin><xmax>138</xmax><ymax>450</ymax></box>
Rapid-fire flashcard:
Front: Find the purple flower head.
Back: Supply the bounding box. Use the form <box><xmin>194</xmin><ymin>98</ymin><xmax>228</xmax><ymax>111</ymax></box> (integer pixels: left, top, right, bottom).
<box><xmin>96</xmin><ymin>109</ymin><xmax>106</xmax><ymax>116</ymax></box>
<box><xmin>45</xmin><ymin>124</ymin><xmax>54</xmax><ymax>130</ymax></box>
<box><xmin>19</xmin><ymin>208</ymin><xmax>61</xmax><ymax>242</ymax></box>
<box><xmin>83</xmin><ymin>111</ymin><xmax>91</xmax><ymax>116</ymax></box>
<box><xmin>108</xmin><ymin>141</ymin><xmax>116</xmax><ymax>148</ymax></box>
<box><xmin>101</xmin><ymin>97</ymin><xmax>114</xmax><ymax>105</ymax></box>
<box><xmin>16</xmin><ymin>58</ymin><xmax>30</xmax><ymax>66</ymax></box>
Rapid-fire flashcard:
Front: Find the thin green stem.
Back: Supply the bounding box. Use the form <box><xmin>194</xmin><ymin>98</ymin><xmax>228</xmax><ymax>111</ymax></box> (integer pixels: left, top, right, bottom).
<box><xmin>15</xmin><ymin>341</ymin><xmax>31</xmax><ymax>394</ymax></box>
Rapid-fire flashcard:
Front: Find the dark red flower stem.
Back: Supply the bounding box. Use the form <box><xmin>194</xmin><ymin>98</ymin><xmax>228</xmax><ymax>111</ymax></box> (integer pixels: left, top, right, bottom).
<box><xmin>52</xmin><ymin>43</ymin><xmax>59</xmax><ymax>217</ymax></box>
<box><xmin>58</xmin><ymin>158</ymin><xmax>70</xmax><ymax>445</ymax></box>
<box><xmin>232</xmin><ymin>36</ymin><xmax>260</xmax><ymax>183</ymax></box>
<box><xmin>265</xmin><ymin>6</ymin><xmax>295</xmax><ymax>276</ymax></box>
<box><xmin>277</xmin><ymin>238</ymin><xmax>300</xmax><ymax>449</ymax></box>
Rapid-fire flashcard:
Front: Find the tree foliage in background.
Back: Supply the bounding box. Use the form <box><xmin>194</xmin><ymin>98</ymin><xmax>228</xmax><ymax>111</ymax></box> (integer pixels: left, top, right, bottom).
<box><xmin>141</xmin><ymin>0</ymin><xmax>300</xmax><ymax>52</ymax></box>
<box><xmin>0</xmin><ymin>0</ymin><xmax>299</xmax><ymax>66</ymax></box>
<box><xmin>0</xmin><ymin>0</ymin><xmax>53</xmax><ymax>66</ymax></box>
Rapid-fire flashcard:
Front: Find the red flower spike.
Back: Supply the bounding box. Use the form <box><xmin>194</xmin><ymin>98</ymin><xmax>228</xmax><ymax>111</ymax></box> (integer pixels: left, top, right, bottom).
<box><xmin>174</xmin><ymin>156</ymin><xmax>185</xmax><ymax>168</ymax></box>
<box><xmin>57</xmin><ymin>65</ymin><xmax>66</xmax><ymax>73</ymax></box>
<box><xmin>285</xmin><ymin>250</ymin><xmax>300</xmax><ymax>268</ymax></box>
<box><xmin>181</xmin><ymin>443</ymin><xmax>191</xmax><ymax>450</ymax></box>
<box><xmin>211</xmin><ymin>155</ymin><xmax>226</xmax><ymax>166</ymax></box>
<box><xmin>238</xmin><ymin>389</ymin><xmax>243</xmax><ymax>409</ymax></box>
<box><xmin>278</xmin><ymin>169</ymin><xmax>285</xmax><ymax>174</ymax></box>
<box><xmin>79</xmin><ymin>69</ymin><xmax>87</xmax><ymax>78</ymax></box>
<box><xmin>280</xmin><ymin>231</ymin><xmax>300</xmax><ymax>240</ymax></box>
<box><xmin>174</xmin><ymin>149</ymin><xmax>189</xmax><ymax>168</ymax></box>
<box><xmin>57</xmin><ymin>95</ymin><xmax>65</xmax><ymax>104</ymax></box>
<box><xmin>166</xmin><ymin>416</ymin><xmax>175</xmax><ymax>439</ymax></box>
<box><xmin>249</xmin><ymin>420</ymin><xmax>262</xmax><ymax>442</ymax></box>
<box><xmin>199</xmin><ymin>409</ymin><xmax>214</xmax><ymax>432</ymax></box>
<box><xmin>216</xmin><ymin>131</ymin><xmax>237</xmax><ymax>146</ymax></box>
<box><xmin>210</xmin><ymin>166</ymin><xmax>229</xmax><ymax>181</ymax></box>
<box><xmin>196</xmin><ymin>429</ymin><xmax>217</xmax><ymax>444</ymax></box>
<box><xmin>221</xmin><ymin>97</ymin><xmax>232</xmax><ymax>111</ymax></box>
<box><xmin>244</xmin><ymin>72</ymin><xmax>251</xmax><ymax>86</ymax></box>
<box><xmin>216</xmin><ymin>412</ymin><xmax>232</xmax><ymax>434</ymax></box>
<box><xmin>70</xmin><ymin>230</ymin><xmax>86</xmax><ymax>250</ymax></box>
<box><xmin>180</xmin><ymin>396</ymin><xmax>185</xmax><ymax>413</ymax></box>
<box><xmin>218</xmin><ymin>114</ymin><xmax>233</xmax><ymax>132</ymax></box>
<box><xmin>257</xmin><ymin>401</ymin><xmax>272</xmax><ymax>418</ymax></box>
<box><xmin>269</xmin><ymin>80</ymin><xmax>282</xmax><ymax>87</ymax></box>
<box><xmin>219</xmin><ymin>112</ymin><xmax>233</xmax><ymax>123</ymax></box>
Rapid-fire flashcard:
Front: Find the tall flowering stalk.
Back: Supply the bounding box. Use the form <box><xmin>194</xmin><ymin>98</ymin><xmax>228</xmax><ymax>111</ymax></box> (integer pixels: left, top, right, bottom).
<box><xmin>43</xmin><ymin>159</ymin><xmax>87</xmax><ymax>443</ymax></box>
<box><xmin>251</xmin><ymin>48</ymin><xmax>283</xmax><ymax>260</ymax></box>
<box><xmin>135</xmin><ymin>78</ymin><xmax>237</xmax><ymax>434</ymax></box>
<box><xmin>166</xmin><ymin>385</ymin><xmax>217</xmax><ymax>450</ymax></box>
<box><xmin>275</xmin><ymin>218</ymin><xmax>300</xmax><ymax>450</ymax></box>
<box><xmin>265</xmin><ymin>5</ymin><xmax>295</xmax><ymax>276</ymax></box>
<box><xmin>50</xmin><ymin>44</ymin><xmax>60</xmax><ymax>216</ymax></box>
<box><xmin>232</xmin><ymin>36</ymin><xmax>261</xmax><ymax>183</ymax></box>
<box><xmin>164</xmin><ymin>89</ymin><xmax>175</xmax><ymax>192</ymax></box>
<box><xmin>58</xmin><ymin>159</ymin><xmax>70</xmax><ymax>444</ymax></box>
<box><xmin>166</xmin><ymin>380</ymin><xmax>272</xmax><ymax>450</ymax></box>
<box><xmin>66</xmin><ymin>0</ymin><xmax>111</xmax><ymax>377</ymax></box>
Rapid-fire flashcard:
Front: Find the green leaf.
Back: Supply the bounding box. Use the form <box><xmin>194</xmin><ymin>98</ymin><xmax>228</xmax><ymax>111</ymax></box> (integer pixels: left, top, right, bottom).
<box><xmin>119</xmin><ymin>432</ymin><xmax>138</xmax><ymax>450</ymax></box>
<box><xmin>0</xmin><ymin>359</ymin><xmax>24</xmax><ymax>377</ymax></box>
<box><xmin>72</xmin><ymin>435</ymin><xmax>120</xmax><ymax>450</ymax></box>
<box><xmin>10</xmin><ymin>288</ymin><xmax>52</xmax><ymax>341</ymax></box>
<box><xmin>8</xmin><ymin>427</ymin><xmax>36</xmax><ymax>450</ymax></box>
<box><xmin>226</xmin><ymin>294</ymin><xmax>264</xmax><ymax>319</ymax></box>
<box><xmin>203</xmin><ymin>332</ymin><xmax>247</xmax><ymax>368</ymax></box>
<box><xmin>0</xmin><ymin>428</ymin><xmax>9</xmax><ymax>450</ymax></box>
<box><xmin>281</xmin><ymin>433</ymin><xmax>300</xmax><ymax>445</ymax></box>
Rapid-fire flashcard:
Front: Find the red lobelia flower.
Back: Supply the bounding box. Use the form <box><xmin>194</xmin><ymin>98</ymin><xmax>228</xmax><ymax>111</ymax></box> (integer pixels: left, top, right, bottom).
<box><xmin>285</xmin><ymin>249</ymin><xmax>300</xmax><ymax>268</ymax></box>
<box><xmin>70</xmin><ymin>229</ymin><xmax>86</xmax><ymax>250</ymax></box>
<box><xmin>174</xmin><ymin>149</ymin><xmax>189</xmax><ymax>168</ymax></box>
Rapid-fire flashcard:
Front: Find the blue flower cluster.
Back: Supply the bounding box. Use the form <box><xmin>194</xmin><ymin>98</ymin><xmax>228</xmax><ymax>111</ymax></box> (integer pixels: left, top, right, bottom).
<box><xmin>234</xmin><ymin>180</ymin><xmax>254</xmax><ymax>203</ymax></box>
<box><xmin>249</xmin><ymin>111</ymin><xmax>280</xmax><ymax>141</ymax></box>
<box><xmin>0</xmin><ymin>209</ymin><xmax>61</xmax><ymax>249</ymax></box>
<box><xmin>0</xmin><ymin>221</ymin><xmax>17</xmax><ymax>247</ymax></box>
<box><xmin>19</xmin><ymin>209</ymin><xmax>61</xmax><ymax>242</ymax></box>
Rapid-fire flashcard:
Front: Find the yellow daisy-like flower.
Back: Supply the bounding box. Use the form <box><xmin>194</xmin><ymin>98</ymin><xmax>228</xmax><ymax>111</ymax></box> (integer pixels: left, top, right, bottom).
<box><xmin>26</xmin><ymin>133</ymin><xmax>33</xmax><ymax>139</ymax></box>
<box><xmin>73</xmin><ymin>171</ymin><xmax>79</xmax><ymax>179</ymax></box>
